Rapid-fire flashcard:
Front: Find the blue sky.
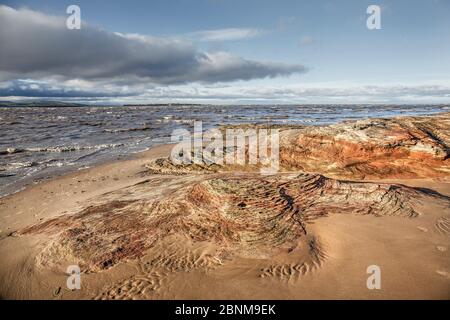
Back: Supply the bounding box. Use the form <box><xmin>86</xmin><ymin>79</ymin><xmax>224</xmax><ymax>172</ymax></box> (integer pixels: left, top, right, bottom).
<box><xmin>0</xmin><ymin>0</ymin><xmax>449</xmax><ymax>104</ymax></box>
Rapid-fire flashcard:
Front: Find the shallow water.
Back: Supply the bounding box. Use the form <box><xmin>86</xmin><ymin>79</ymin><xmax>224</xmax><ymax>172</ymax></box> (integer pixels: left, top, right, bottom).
<box><xmin>0</xmin><ymin>104</ymin><xmax>448</xmax><ymax>197</ymax></box>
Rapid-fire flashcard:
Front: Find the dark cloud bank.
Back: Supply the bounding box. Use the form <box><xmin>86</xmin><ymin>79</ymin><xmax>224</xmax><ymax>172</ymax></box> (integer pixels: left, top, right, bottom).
<box><xmin>0</xmin><ymin>5</ymin><xmax>306</xmax><ymax>87</ymax></box>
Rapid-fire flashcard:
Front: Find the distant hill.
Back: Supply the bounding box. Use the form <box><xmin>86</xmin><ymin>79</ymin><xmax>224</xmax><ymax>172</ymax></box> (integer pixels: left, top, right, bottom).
<box><xmin>0</xmin><ymin>100</ymin><xmax>87</xmax><ymax>107</ymax></box>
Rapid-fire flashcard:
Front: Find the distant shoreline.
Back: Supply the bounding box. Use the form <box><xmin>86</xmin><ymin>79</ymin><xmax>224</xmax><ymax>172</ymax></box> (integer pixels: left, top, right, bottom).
<box><xmin>1</xmin><ymin>101</ymin><xmax>450</xmax><ymax>108</ymax></box>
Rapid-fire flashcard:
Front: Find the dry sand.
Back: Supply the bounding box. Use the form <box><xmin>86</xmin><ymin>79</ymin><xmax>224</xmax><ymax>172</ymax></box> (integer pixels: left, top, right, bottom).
<box><xmin>0</xmin><ymin>118</ymin><xmax>449</xmax><ymax>300</ymax></box>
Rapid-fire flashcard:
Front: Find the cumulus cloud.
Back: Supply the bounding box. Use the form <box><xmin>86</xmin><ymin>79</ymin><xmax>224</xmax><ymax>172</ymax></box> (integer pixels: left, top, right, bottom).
<box><xmin>233</xmin><ymin>84</ymin><xmax>450</xmax><ymax>99</ymax></box>
<box><xmin>2</xmin><ymin>80</ymin><xmax>448</xmax><ymax>104</ymax></box>
<box><xmin>0</xmin><ymin>5</ymin><xmax>306</xmax><ymax>85</ymax></box>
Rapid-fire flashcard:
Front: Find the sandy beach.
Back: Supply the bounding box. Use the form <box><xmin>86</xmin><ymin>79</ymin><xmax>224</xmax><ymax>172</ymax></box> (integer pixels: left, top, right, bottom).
<box><xmin>0</xmin><ymin>113</ymin><xmax>449</xmax><ymax>300</ymax></box>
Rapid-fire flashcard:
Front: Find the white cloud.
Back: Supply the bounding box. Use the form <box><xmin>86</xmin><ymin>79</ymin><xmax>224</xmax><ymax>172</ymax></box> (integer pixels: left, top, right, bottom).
<box><xmin>189</xmin><ymin>28</ymin><xmax>262</xmax><ymax>41</ymax></box>
<box><xmin>3</xmin><ymin>80</ymin><xmax>449</xmax><ymax>104</ymax></box>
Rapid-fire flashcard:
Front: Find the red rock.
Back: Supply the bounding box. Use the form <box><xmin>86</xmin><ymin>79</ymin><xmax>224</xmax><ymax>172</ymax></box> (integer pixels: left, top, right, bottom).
<box><xmin>279</xmin><ymin>112</ymin><xmax>450</xmax><ymax>178</ymax></box>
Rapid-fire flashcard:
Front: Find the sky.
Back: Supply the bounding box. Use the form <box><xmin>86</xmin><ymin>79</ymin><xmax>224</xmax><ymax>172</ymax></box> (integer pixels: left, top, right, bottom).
<box><xmin>0</xmin><ymin>0</ymin><xmax>449</xmax><ymax>104</ymax></box>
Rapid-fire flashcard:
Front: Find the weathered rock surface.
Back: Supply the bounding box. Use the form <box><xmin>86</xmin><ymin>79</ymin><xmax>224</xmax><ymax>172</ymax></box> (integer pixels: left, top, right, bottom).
<box><xmin>19</xmin><ymin>173</ymin><xmax>438</xmax><ymax>273</ymax></box>
<box><xmin>279</xmin><ymin>112</ymin><xmax>450</xmax><ymax>178</ymax></box>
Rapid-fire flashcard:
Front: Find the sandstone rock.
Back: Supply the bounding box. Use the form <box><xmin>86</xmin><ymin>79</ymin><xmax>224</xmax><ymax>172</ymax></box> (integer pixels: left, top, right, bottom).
<box><xmin>279</xmin><ymin>112</ymin><xmax>450</xmax><ymax>178</ymax></box>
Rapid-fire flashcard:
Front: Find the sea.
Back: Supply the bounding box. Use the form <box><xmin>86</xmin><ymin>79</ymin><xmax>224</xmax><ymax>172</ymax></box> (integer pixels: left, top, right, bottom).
<box><xmin>1</xmin><ymin>104</ymin><xmax>448</xmax><ymax>197</ymax></box>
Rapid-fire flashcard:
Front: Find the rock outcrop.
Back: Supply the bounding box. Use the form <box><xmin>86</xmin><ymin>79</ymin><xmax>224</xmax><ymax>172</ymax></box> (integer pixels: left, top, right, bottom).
<box><xmin>19</xmin><ymin>173</ymin><xmax>437</xmax><ymax>273</ymax></box>
<box><xmin>279</xmin><ymin>112</ymin><xmax>450</xmax><ymax>178</ymax></box>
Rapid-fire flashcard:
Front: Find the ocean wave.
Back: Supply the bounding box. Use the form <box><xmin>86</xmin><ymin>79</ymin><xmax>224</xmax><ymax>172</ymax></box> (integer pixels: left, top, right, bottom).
<box><xmin>156</xmin><ymin>117</ymin><xmax>195</xmax><ymax>124</ymax></box>
<box><xmin>1</xmin><ymin>158</ymin><xmax>74</xmax><ymax>171</ymax></box>
<box><xmin>104</xmin><ymin>126</ymin><xmax>151</xmax><ymax>133</ymax></box>
<box><xmin>0</xmin><ymin>172</ymin><xmax>16</xmax><ymax>178</ymax></box>
<box><xmin>78</xmin><ymin>121</ymin><xmax>106</xmax><ymax>127</ymax></box>
<box><xmin>3</xmin><ymin>121</ymin><xmax>23</xmax><ymax>125</ymax></box>
<box><xmin>4</xmin><ymin>161</ymin><xmax>39</xmax><ymax>169</ymax></box>
<box><xmin>45</xmin><ymin>161</ymin><xmax>75</xmax><ymax>168</ymax></box>
<box><xmin>172</xmin><ymin>119</ymin><xmax>195</xmax><ymax>124</ymax></box>
<box><xmin>1</xmin><ymin>143</ymin><xmax>124</xmax><ymax>155</ymax></box>
<box><xmin>0</xmin><ymin>147</ymin><xmax>24</xmax><ymax>155</ymax></box>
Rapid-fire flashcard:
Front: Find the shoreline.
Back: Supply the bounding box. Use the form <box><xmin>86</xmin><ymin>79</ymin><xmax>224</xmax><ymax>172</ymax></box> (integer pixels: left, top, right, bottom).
<box><xmin>2</xmin><ymin>109</ymin><xmax>449</xmax><ymax>199</ymax></box>
<box><xmin>0</xmin><ymin>112</ymin><xmax>449</xmax><ymax>299</ymax></box>
<box><xmin>0</xmin><ymin>143</ymin><xmax>174</xmax><ymax>200</ymax></box>
<box><xmin>0</xmin><ymin>143</ymin><xmax>175</xmax><ymax>239</ymax></box>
